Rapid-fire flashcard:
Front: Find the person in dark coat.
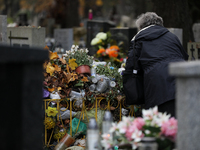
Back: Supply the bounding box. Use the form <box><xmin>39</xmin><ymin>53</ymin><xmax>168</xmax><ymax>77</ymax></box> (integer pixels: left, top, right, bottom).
<box><xmin>125</xmin><ymin>12</ymin><xmax>188</xmax><ymax>117</ymax></box>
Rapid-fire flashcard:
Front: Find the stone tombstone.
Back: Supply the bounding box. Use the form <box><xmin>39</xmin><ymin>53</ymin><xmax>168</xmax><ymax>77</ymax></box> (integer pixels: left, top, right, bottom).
<box><xmin>169</xmin><ymin>61</ymin><xmax>200</xmax><ymax>150</ymax></box>
<box><xmin>168</xmin><ymin>28</ymin><xmax>183</xmax><ymax>44</ymax></box>
<box><xmin>0</xmin><ymin>15</ymin><xmax>7</xmax><ymax>43</ymax></box>
<box><xmin>110</xmin><ymin>27</ymin><xmax>137</xmax><ymax>54</ymax></box>
<box><xmin>54</xmin><ymin>28</ymin><xmax>73</xmax><ymax>51</ymax></box>
<box><xmin>86</xmin><ymin>20</ymin><xmax>116</xmax><ymax>55</ymax></box>
<box><xmin>7</xmin><ymin>27</ymin><xmax>46</xmax><ymax>48</ymax></box>
<box><xmin>0</xmin><ymin>45</ymin><xmax>49</xmax><ymax>150</ymax></box>
<box><xmin>192</xmin><ymin>23</ymin><xmax>200</xmax><ymax>42</ymax></box>
<box><xmin>187</xmin><ymin>42</ymin><xmax>200</xmax><ymax>60</ymax></box>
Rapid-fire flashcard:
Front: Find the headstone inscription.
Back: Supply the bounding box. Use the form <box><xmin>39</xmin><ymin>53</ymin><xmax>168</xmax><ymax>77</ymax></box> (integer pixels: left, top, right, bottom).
<box><xmin>0</xmin><ymin>45</ymin><xmax>49</xmax><ymax>150</ymax></box>
<box><xmin>54</xmin><ymin>28</ymin><xmax>73</xmax><ymax>51</ymax></box>
<box><xmin>7</xmin><ymin>27</ymin><xmax>46</xmax><ymax>48</ymax></box>
<box><xmin>110</xmin><ymin>27</ymin><xmax>137</xmax><ymax>54</ymax></box>
<box><xmin>0</xmin><ymin>15</ymin><xmax>7</xmax><ymax>43</ymax></box>
<box><xmin>86</xmin><ymin>20</ymin><xmax>116</xmax><ymax>55</ymax></box>
<box><xmin>187</xmin><ymin>42</ymin><xmax>200</xmax><ymax>60</ymax></box>
<box><xmin>169</xmin><ymin>61</ymin><xmax>200</xmax><ymax>150</ymax></box>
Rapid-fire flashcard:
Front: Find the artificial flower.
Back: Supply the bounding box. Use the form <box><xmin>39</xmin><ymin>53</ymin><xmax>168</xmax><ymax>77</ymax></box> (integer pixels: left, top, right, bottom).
<box><xmin>96</xmin><ymin>32</ymin><xmax>107</xmax><ymax>40</ymax></box>
<box><xmin>97</xmin><ymin>48</ymin><xmax>106</xmax><ymax>54</ymax></box>
<box><xmin>44</xmin><ymin>117</ymin><xmax>56</xmax><ymax>129</ymax></box>
<box><xmin>91</xmin><ymin>37</ymin><xmax>101</xmax><ymax>45</ymax></box>
<box><xmin>101</xmin><ymin>106</ymin><xmax>177</xmax><ymax>150</ymax></box>
<box><xmin>108</xmin><ymin>50</ymin><xmax>118</xmax><ymax>58</ymax></box>
<box><xmin>161</xmin><ymin>117</ymin><xmax>177</xmax><ymax>140</ymax></box>
<box><xmin>45</xmin><ymin>107</ymin><xmax>58</xmax><ymax>117</ymax></box>
<box><xmin>110</xmin><ymin>45</ymin><xmax>120</xmax><ymax>52</ymax></box>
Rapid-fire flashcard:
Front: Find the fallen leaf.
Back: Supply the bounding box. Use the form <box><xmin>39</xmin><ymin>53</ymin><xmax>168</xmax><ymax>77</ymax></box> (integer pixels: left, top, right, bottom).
<box><xmin>49</xmin><ymin>51</ymin><xmax>59</xmax><ymax>60</ymax></box>
<box><xmin>59</xmin><ymin>58</ymin><xmax>67</xmax><ymax>64</ymax></box>
<box><xmin>44</xmin><ymin>45</ymin><xmax>49</xmax><ymax>50</ymax></box>
<box><xmin>68</xmin><ymin>59</ymin><xmax>78</xmax><ymax>70</ymax></box>
<box><xmin>46</xmin><ymin>62</ymin><xmax>55</xmax><ymax>76</ymax></box>
<box><xmin>81</xmin><ymin>77</ymin><xmax>89</xmax><ymax>82</ymax></box>
<box><xmin>57</xmin><ymin>87</ymin><xmax>62</xmax><ymax>91</ymax></box>
<box><xmin>48</xmin><ymin>88</ymin><xmax>55</xmax><ymax>92</ymax></box>
<box><xmin>54</xmin><ymin>65</ymin><xmax>61</xmax><ymax>72</ymax></box>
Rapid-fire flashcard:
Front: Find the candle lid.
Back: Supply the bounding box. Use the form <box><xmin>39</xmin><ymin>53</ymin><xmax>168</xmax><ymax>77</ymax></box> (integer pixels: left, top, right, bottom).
<box><xmin>103</xmin><ymin>111</ymin><xmax>113</xmax><ymax>121</ymax></box>
<box><xmin>88</xmin><ymin>117</ymin><xmax>98</xmax><ymax>129</ymax></box>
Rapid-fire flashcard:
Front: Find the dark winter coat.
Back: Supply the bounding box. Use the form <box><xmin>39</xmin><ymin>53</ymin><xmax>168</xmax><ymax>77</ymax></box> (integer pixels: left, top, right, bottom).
<box><xmin>125</xmin><ymin>25</ymin><xmax>188</xmax><ymax>108</ymax></box>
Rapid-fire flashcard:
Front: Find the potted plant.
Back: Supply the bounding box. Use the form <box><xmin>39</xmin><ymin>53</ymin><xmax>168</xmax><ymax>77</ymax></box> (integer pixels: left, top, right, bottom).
<box><xmin>63</xmin><ymin>45</ymin><xmax>94</xmax><ymax>75</ymax></box>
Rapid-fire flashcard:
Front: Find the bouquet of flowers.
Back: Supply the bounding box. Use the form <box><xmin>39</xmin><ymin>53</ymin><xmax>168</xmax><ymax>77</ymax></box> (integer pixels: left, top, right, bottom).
<box><xmin>91</xmin><ymin>32</ymin><xmax>126</xmax><ymax>68</ymax></box>
<box><xmin>101</xmin><ymin>106</ymin><xmax>177</xmax><ymax>150</ymax></box>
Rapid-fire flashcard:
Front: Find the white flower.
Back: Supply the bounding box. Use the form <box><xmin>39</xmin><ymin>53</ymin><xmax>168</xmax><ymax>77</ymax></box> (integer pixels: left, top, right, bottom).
<box><xmin>96</xmin><ymin>32</ymin><xmax>107</xmax><ymax>40</ymax></box>
<box><xmin>71</xmin><ymin>45</ymin><xmax>76</xmax><ymax>49</ymax></box>
<box><xmin>144</xmin><ymin>130</ymin><xmax>151</xmax><ymax>135</ymax></box>
<box><xmin>63</xmin><ymin>54</ymin><xmax>67</xmax><ymax>57</ymax></box>
<box><xmin>80</xmin><ymin>48</ymin><xmax>84</xmax><ymax>52</ymax></box>
<box><xmin>131</xmin><ymin>129</ymin><xmax>143</xmax><ymax>142</ymax></box>
<box><xmin>74</xmin><ymin>45</ymin><xmax>79</xmax><ymax>51</ymax></box>
<box><xmin>156</xmin><ymin>112</ymin><xmax>171</xmax><ymax>126</ymax></box>
<box><xmin>91</xmin><ymin>37</ymin><xmax>101</xmax><ymax>45</ymax></box>
<box><xmin>109</xmin><ymin>122</ymin><xmax>118</xmax><ymax>133</ymax></box>
<box><xmin>118</xmin><ymin>67</ymin><xmax>125</xmax><ymax>74</ymax></box>
<box><xmin>85</xmin><ymin>48</ymin><xmax>89</xmax><ymax>53</ymax></box>
<box><xmin>101</xmin><ymin>133</ymin><xmax>112</xmax><ymax>149</ymax></box>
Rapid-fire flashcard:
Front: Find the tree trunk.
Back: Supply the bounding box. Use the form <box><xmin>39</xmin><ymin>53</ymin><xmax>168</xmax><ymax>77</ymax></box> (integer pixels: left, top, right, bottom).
<box><xmin>151</xmin><ymin>0</ymin><xmax>194</xmax><ymax>51</ymax></box>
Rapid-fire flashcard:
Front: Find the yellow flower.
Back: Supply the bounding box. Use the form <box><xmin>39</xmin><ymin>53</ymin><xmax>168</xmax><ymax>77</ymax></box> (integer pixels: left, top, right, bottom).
<box><xmin>46</xmin><ymin>62</ymin><xmax>55</xmax><ymax>76</ymax></box>
<box><xmin>68</xmin><ymin>58</ymin><xmax>78</xmax><ymax>70</ymax></box>
<box><xmin>44</xmin><ymin>117</ymin><xmax>56</xmax><ymax>129</ymax></box>
<box><xmin>45</xmin><ymin>107</ymin><xmax>58</xmax><ymax>117</ymax></box>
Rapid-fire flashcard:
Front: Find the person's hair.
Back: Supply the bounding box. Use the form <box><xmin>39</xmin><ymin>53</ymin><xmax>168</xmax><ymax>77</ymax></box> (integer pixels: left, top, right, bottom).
<box><xmin>135</xmin><ymin>12</ymin><xmax>163</xmax><ymax>30</ymax></box>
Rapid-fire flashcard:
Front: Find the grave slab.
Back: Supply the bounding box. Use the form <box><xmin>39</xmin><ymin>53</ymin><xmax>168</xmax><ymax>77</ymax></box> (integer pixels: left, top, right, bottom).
<box><xmin>7</xmin><ymin>27</ymin><xmax>46</xmax><ymax>48</ymax></box>
<box><xmin>0</xmin><ymin>45</ymin><xmax>49</xmax><ymax>150</ymax></box>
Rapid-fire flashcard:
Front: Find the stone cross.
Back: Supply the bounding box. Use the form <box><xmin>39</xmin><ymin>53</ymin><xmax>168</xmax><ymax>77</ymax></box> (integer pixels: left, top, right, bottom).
<box><xmin>169</xmin><ymin>61</ymin><xmax>200</xmax><ymax>150</ymax></box>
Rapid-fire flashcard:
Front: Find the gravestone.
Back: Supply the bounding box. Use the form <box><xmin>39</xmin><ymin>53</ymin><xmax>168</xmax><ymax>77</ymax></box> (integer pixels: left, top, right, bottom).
<box><xmin>110</xmin><ymin>27</ymin><xmax>137</xmax><ymax>54</ymax></box>
<box><xmin>87</xmin><ymin>20</ymin><xmax>115</xmax><ymax>55</ymax></box>
<box><xmin>169</xmin><ymin>61</ymin><xmax>200</xmax><ymax>150</ymax></box>
<box><xmin>7</xmin><ymin>27</ymin><xmax>46</xmax><ymax>48</ymax></box>
<box><xmin>0</xmin><ymin>45</ymin><xmax>49</xmax><ymax>150</ymax></box>
<box><xmin>168</xmin><ymin>28</ymin><xmax>183</xmax><ymax>44</ymax></box>
<box><xmin>54</xmin><ymin>28</ymin><xmax>73</xmax><ymax>51</ymax></box>
<box><xmin>187</xmin><ymin>42</ymin><xmax>200</xmax><ymax>60</ymax></box>
<box><xmin>0</xmin><ymin>15</ymin><xmax>7</xmax><ymax>44</ymax></box>
<box><xmin>192</xmin><ymin>23</ymin><xmax>200</xmax><ymax>42</ymax></box>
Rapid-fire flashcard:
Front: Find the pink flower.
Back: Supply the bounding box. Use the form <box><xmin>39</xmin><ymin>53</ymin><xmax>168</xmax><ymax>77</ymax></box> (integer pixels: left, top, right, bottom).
<box><xmin>161</xmin><ymin>117</ymin><xmax>177</xmax><ymax>140</ymax></box>
<box><xmin>125</xmin><ymin>124</ymin><xmax>137</xmax><ymax>141</ymax></box>
<box><xmin>133</xmin><ymin>117</ymin><xmax>145</xmax><ymax>130</ymax></box>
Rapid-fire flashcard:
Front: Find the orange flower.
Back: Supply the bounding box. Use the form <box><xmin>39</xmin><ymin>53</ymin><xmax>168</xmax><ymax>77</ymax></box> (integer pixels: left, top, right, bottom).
<box><xmin>110</xmin><ymin>45</ymin><xmax>120</xmax><ymax>52</ymax></box>
<box><xmin>108</xmin><ymin>50</ymin><xmax>118</xmax><ymax>58</ymax></box>
<box><xmin>105</xmin><ymin>48</ymin><xmax>111</xmax><ymax>55</ymax></box>
<box><xmin>97</xmin><ymin>48</ymin><xmax>106</xmax><ymax>54</ymax></box>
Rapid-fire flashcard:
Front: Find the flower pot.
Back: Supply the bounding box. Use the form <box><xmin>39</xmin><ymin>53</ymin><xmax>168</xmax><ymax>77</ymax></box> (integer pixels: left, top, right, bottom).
<box><xmin>75</xmin><ymin>65</ymin><xmax>91</xmax><ymax>75</ymax></box>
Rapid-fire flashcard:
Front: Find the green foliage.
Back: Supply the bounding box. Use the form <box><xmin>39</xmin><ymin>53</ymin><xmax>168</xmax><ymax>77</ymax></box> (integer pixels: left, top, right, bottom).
<box><xmin>64</xmin><ymin>45</ymin><xmax>94</xmax><ymax>67</ymax></box>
